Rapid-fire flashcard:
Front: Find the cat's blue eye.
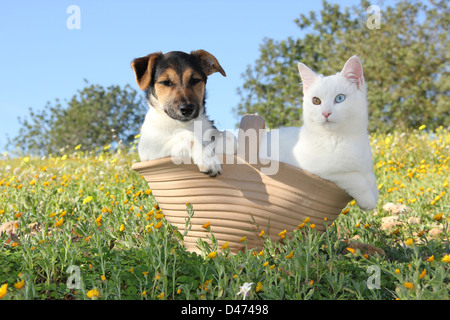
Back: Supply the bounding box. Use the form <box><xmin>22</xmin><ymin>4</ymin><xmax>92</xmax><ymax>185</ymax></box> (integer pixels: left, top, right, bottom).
<box><xmin>335</xmin><ymin>94</ymin><xmax>346</xmax><ymax>103</ymax></box>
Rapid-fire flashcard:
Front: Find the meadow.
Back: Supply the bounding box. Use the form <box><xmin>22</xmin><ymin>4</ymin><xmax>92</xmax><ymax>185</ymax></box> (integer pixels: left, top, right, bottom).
<box><xmin>0</xmin><ymin>126</ymin><xmax>449</xmax><ymax>300</ymax></box>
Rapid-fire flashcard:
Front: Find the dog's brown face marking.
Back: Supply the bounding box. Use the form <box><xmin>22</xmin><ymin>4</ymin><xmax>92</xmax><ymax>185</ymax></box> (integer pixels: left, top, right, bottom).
<box><xmin>131</xmin><ymin>50</ymin><xmax>226</xmax><ymax>122</ymax></box>
<box><xmin>153</xmin><ymin>67</ymin><xmax>206</xmax><ymax>120</ymax></box>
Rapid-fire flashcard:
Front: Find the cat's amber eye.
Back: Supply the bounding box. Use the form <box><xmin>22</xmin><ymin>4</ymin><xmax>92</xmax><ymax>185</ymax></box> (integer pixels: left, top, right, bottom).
<box><xmin>312</xmin><ymin>97</ymin><xmax>321</xmax><ymax>105</ymax></box>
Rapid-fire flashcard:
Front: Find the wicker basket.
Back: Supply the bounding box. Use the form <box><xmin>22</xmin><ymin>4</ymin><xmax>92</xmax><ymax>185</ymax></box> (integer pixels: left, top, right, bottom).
<box><xmin>132</xmin><ymin>115</ymin><xmax>352</xmax><ymax>253</ymax></box>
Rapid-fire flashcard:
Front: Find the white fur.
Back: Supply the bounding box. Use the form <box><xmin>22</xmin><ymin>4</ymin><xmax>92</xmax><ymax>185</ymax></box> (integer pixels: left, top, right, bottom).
<box><xmin>259</xmin><ymin>56</ymin><xmax>378</xmax><ymax>210</ymax></box>
<box><xmin>139</xmin><ymin>107</ymin><xmax>236</xmax><ymax>176</ymax></box>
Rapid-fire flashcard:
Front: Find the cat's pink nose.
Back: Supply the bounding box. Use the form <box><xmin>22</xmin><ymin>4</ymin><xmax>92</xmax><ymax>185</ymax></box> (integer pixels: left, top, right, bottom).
<box><xmin>322</xmin><ymin>112</ymin><xmax>332</xmax><ymax>119</ymax></box>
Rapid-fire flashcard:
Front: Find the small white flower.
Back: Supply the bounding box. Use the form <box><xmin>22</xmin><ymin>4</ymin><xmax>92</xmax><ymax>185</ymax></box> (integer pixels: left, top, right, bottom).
<box><xmin>237</xmin><ymin>282</ymin><xmax>253</xmax><ymax>300</ymax></box>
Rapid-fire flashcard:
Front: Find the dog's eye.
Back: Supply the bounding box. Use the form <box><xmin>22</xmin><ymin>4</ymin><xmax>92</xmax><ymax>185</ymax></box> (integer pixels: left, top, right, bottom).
<box><xmin>159</xmin><ymin>80</ymin><xmax>173</xmax><ymax>87</ymax></box>
<box><xmin>189</xmin><ymin>78</ymin><xmax>202</xmax><ymax>86</ymax></box>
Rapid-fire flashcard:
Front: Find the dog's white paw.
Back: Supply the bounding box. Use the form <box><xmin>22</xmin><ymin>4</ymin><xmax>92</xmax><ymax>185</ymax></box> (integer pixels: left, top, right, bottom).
<box><xmin>197</xmin><ymin>154</ymin><xmax>222</xmax><ymax>177</ymax></box>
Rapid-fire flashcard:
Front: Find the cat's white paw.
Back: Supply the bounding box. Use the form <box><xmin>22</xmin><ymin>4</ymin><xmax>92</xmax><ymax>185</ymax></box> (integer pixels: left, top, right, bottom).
<box><xmin>355</xmin><ymin>194</ymin><xmax>377</xmax><ymax>211</ymax></box>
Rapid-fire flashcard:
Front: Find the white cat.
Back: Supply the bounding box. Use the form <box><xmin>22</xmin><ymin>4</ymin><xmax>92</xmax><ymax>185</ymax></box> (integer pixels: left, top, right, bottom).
<box><xmin>259</xmin><ymin>56</ymin><xmax>378</xmax><ymax>210</ymax></box>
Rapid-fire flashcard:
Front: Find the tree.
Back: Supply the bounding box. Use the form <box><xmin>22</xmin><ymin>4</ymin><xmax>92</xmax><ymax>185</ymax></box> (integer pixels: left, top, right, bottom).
<box><xmin>235</xmin><ymin>0</ymin><xmax>449</xmax><ymax>132</ymax></box>
<box><xmin>9</xmin><ymin>81</ymin><xmax>147</xmax><ymax>155</ymax></box>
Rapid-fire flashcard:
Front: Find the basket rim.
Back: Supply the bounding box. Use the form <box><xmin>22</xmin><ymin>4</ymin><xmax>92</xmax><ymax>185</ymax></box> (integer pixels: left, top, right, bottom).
<box><xmin>131</xmin><ymin>155</ymin><xmax>352</xmax><ymax>197</ymax></box>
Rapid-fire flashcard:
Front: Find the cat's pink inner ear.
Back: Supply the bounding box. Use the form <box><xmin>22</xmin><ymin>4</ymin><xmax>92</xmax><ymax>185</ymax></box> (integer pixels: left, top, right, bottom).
<box><xmin>341</xmin><ymin>56</ymin><xmax>364</xmax><ymax>88</ymax></box>
<box><xmin>298</xmin><ymin>62</ymin><xmax>317</xmax><ymax>92</ymax></box>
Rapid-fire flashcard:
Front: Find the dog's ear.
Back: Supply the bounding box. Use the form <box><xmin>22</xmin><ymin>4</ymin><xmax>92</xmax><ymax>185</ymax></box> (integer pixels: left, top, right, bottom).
<box><xmin>191</xmin><ymin>50</ymin><xmax>226</xmax><ymax>77</ymax></box>
<box><xmin>131</xmin><ymin>52</ymin><xmax>163</xmax><ymax>90</ymax></box>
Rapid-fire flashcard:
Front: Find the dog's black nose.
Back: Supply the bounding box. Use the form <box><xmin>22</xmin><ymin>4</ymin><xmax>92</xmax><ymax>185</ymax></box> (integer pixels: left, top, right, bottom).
<box><xmin>179</xmin><ymin>103</ymin><xmax>195</xmax><ymax>116</ymax></box>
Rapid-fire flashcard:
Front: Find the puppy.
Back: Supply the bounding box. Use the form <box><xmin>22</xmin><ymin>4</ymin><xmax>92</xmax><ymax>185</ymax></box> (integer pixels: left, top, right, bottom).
<box><xmin>131</xmin><ymin>50</ymin><xmax>236</xmax><ymax>177</ymax></box>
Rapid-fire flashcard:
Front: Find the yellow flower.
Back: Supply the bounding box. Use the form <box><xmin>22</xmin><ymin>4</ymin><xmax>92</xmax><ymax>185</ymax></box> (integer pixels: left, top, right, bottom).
<box><xmin>256</xmin><ymin>282</ymin><xmax>263</xmax><ymax>292</ymax></box>
<box><xmin>395</xmin><ymin>269</ymin><xmax>400</xmax><ymax>274</ymax></box>
<box><xmin>0</xmin><ymin>283</ymin><xmax>8</xmax><ymax>299</ymax></box>
<box><xmin>83</xmin><ymin>196</ymin><xmax>93</xmax><ymax>205</ymax></box>
<box><xmin>101</xmin><ymin>275</ymin><xmax>107</xmax><ymax>282</ymax></box>
<box><xmin>403</xmin><ymin>282</ymin><xmax>414</xmax><ymax>290</ymax></box>
<box><xmin>426</xmin><ymin>255</ymin><xmax>435</xmax><ymax>263</ymax></box>
<box><xmin>55</xmin><ymin>218</ymin><xmax>64</xmax><ymax>227</ymax></box>
<box><xmin>154</xmin><ymin>221</ymin><xmax>163</xmax><ymax>229</ymax></box>
<box><xmin>278</xmin><ymin>230</ymin><xmax>287</xmax><ymax>239</ymax></box>
<box><xmin>441</xmin><ymin>254</ymin><xmax>450</xmax><ymax>263</ymax></box>
<box><xmin>418</xmin><ymin>124</ymin><xmax>426</xmax><ymax>131</ymax></box>
<box><xmin>177</xmin><ymin>288</ymin><xmax>181</xmax><ymax>294</ymax></box>
<box><xmin>419</xmin><ymin>269</ymin><xmax>426</xmax><ymax>279</ymax></box>
<box><xmin>94</xmin><ymin>214</ymin><xmax>102</xmax><ymax>226</ymax></box>
<box><xmin>263</xmin><ymin>261</ymin><xmax>269</xmax><ymax>267</ymax></box>
<box><xmin>258</xmin><ymin>230</ymin><xmax>265</xmax><ymax>237</ymax></box>
<box><xmin>202</xmin><ymin>221</ymin><xmax>210</xmax><ymax>229</ymax></box>
<box><xmin>405</xmin><ymin>238</ymin><xmax>414</xmax><ymax>247</ymax></box>
<box><xmin>240</xmin><ymin>236</ymin><xmax>246</xmax><ymax>242</ymax></box>
<box><xmin>119</xmin><ymin>224</ymin><xmax>125</xmax><ymax>232</ymax></box>
<box><xmin>75</xmin><ymin>144</ymin><xmax>82</xmax><ymax>150</ymax></box>
<box><xmin>141</xmin><ymin>291</ymin><xmax>146</xmax><ymax>296</ymax></box>
<box><xmin>346</xmin><ymin>247</ymin><xmax>356</xmax><ymax>254</ymax></box>
<box><xmin>285</xmin><ymin>251</ymin><xmax>294</xmax><ymax>259</ymax></box>
<box><xmin>142</xmin><ymin>271</ymin><xmax>149</xmax><ymax>276</ymax></box>
<box><xmin>86</xmin><ymin>288</ymin><xmax>100</xmax><ymax>299</ymax></box>
<box><xmin>310</xmin><ymin>223</ymin><xmax>316</xmax><ymax>229</ymax></box>
<box><xmin>220</xmin><ymin>241</ymin><xmax>229</xmax><ymax>250</ymax></box>
<box><xmin>433</xmin><ymin>212</ymin><xmax>443</xmax><ymax>221</ymax></box>
<box><xmin>157</xmin><ymin>292</ymin><xmax>165</xmax><ymax>299</ymax></box>
<box><xmin>208</xmin><ymin>251</ymin><xmax>217</xmax><ymax>259</ymax></box>
<box><xmin>309</xmin><ymin>280</ymin><xmax>315</xmax><ymax>286</ymax></box>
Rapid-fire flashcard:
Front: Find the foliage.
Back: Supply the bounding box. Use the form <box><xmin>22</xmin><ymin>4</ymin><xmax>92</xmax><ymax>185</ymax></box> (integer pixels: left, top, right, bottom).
<box><xmin>0</xmin><ymin>126</ymin><xmax>449</xmax><ymax>300</ymax></box>
<box><xmin>235</xmin><ymin>0</ymin><xmax>450</xmax><ymax>132</ymax></box>
<box><xmin>9</xmin><ymin>80</ymin><xmax>147</xmax><ymax>156</ymax></box>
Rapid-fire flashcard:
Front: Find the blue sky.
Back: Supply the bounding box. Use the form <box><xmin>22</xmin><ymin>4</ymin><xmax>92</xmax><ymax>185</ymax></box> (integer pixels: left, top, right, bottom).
<box><xmin>0</xmin><ymin>0</ymin><xmax>370</xmax><ymax>153</ymax></box>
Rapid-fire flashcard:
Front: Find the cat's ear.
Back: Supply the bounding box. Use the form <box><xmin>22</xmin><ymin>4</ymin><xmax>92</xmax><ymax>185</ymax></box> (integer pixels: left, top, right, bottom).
<box><xmin>298</xmin><ymin>62</ymin><xmax>317</xmax><ymax>92</ymax></box>
<box><xmin>341</xmin><ymin>55</ymin><xmax>364</xmax><ymax>89</ymax></box>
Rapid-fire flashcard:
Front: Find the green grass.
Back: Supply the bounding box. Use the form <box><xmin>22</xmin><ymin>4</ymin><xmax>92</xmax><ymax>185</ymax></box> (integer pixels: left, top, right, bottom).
<box><xmin>0</xmin><ymin>128</ymin><xmax>449</xmax><ymax>300</ymax></box>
